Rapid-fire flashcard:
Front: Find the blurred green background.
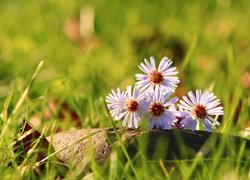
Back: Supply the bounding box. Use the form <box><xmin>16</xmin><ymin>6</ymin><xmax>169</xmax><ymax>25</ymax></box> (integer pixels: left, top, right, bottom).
<box><xmin>0</xmin><ymin>0</ymin><xmax>249</xmax><ymax>131</ymax></box>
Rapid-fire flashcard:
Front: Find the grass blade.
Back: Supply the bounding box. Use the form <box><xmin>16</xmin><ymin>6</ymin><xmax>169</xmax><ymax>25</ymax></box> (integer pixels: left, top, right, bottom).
<box><xmin>0</xmin><ymin>61</ymin><xmax>44</xmax><ymax>138</ymax></box>
<box><xmin>103</xmin><ymin>97</ymin><xmax>139</xmax><ymax>180</ymax></box>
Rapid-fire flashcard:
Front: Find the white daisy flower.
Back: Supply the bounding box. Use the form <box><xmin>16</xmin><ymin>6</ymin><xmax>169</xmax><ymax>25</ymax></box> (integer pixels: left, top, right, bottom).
<box><xmin>178</xmin><ymin>89</ymin><xmax>224</xmax><ymax>132</ymax></box>
<box><xmin>145</xmin><ymin>87</ymin><xmax>178</xmax><ymax>129</ymax></box>
<box><xmin>135</xmin><ymin>56</ymin><xmax>180</xmax><ymax>92</ymax></box>
<box><xmin>106</xmin><ymin>85</ymin><xmax>148</xmax><ymax>129</ymax></box>
<box><xmin>106</xmin><ymin>88</ymin><xmax>127</xmax><ymax>120</ymax></box>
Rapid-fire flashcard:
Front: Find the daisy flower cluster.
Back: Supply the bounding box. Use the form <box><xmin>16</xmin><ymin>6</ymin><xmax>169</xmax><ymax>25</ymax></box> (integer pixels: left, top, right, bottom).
<box><xmin>106</xmin><ymin>57</ymin><xmax>224</xmax><ymax>132</ymax></box>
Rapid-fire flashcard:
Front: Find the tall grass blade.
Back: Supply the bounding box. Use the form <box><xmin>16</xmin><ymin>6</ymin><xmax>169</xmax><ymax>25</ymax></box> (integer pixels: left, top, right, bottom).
<box><xmin>0</xmin><ymin>61</ymin><xmax>44</xmax><ymax>138</ymax></box>
<box><xmin>0</xmin><ymin>84</ymin><xmax>14</xmax><ymax>122</ymax></box>
<box><xmin>179</xmin><ymin>35</ymin><xmax>197</xmax><ymax>73</ymax></box>
<box><xmin>103</xmin><ymin>97</ymin><xmax>139</xmax><ymax>180</ymax></box>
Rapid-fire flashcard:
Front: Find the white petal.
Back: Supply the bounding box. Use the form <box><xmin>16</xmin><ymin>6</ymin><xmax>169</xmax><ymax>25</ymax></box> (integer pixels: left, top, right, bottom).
<box><xmin>150</xmin><ymin>119</ymin><xmax>156</xmax><ymax>129</ymax></box>
<box><xmin>133</xmin><ymin>113</ymin><xmax>139</xmax><ymax>128</ymax></box>
<box><xmin>161</xmin><ymin>60</ymin><xmax>173</xmax><ymax>70</ymax></box>
<box><xmin>203</xmin><ymin>94</ymin><xmax>216</xmax><ymax>105</ymax></box>
<box><xmin>182</xmin><ymin>95</ymin><xmax>194</xmax><ymax>106</ymax></box>
<box><xmin>114</xmin><ymin>111</ymin><xmax>127</xmax><ymax>120</ymax></box>
<box><xmin>164</xmin><ymin>96</ymin><xmax>178</xmax><ymax>107</ymax></box>
<box><xmin>144</xmin><ymin>58</ymin><xmax>154</xmax><ymax>70</ymax></box>
<box><xmin>162</xmin><ymin>71</ymin><xmax>178</xmax><ymax>76</ymax></box>
<box><xmin>202</xmin><ymin>119</ymin><xmax>214</xmax><ymax>132</ymax></box>
<box><xmin>150</xmin><ymin>56</ymin><xmax>156</xmax><ymax>69</ymax></box>
<box><xmin>206</xmin><ymin>99</ymin><xmax>221</xmax><ymax>109</ymax></box>
<box><xmin>178</xmin><ymin>104</ymin><xmax>192</xmax><ymax>111</ymax></box>
<box><xmin>200</xmin><ymin>90</ymin><xmax>207</xmax><ymax>105</ymax></box>
<box><xmin>188</xmin><ymin>91</ymin><xmax>197</xmax><ymax>104</ymax></box>
<box><xmin>128</xmin><ymin>113</ymin><xmax>133</xmax><ymax>128</ymax></box>
<box><xmin>196</xmin><ymin>90</ymin><xmax>201</xmax><ymax>104</ymax></box>
<box><xmin>155</xmin><ymin>85</ymin><xmax>160</xmax><ymax>101</ymax></box>
<box><xmin>126</xmin><ymin>85</ymin><xmax>132</xmax><ymax>98</ymax></box>
<box><xmin>138</xmin><ymin>100</ymin><xmax>149</xmax><ymax>112</ymax></box>
<box><xmin>139</xmin><ymin>62</ymin><xmax>151</xmax><ymax>74</ymax></box>
<box><xmin>162</xmin><ymin>120</ymin><xmax>171</xmax><ymax>129</ymax></box>
<box><xmin>207</xmin><ymin>115</ymin><xmax>220</xmax><ymax>125</ymax></box>
<box><xmin>162</xmin><ymin>66</ymin><xmax>176</xmax><ymax>74</ymax></box>
<box><xmin>160</xmin><ymin>90</ymin><xmax>172</xmax><ymax>103</ymax></box>
<box><xmin>122</xmin><ymin>112</ymin><xmax>130</xmax><ymax>127</ymax></box>
<box><xmin>179</xmin><ymin>100</ymin><xmax>193</xmax><ymax>110</ymax></box>
<box><xmin>135</xmin><ymin>74</ymin><xmax>148</xmax><ymax>80</ymax></box>
<box><xmin>207</xmin><ymin>107</ymin><xmax>224</xmax><ymax>115</ymax></box>
<box><xmin>132</xmin><ymin>86</ymin><xmax>139</xmax><ymax>98</ymax></box>
<box><xmin>158</xmin><ymin>57</ymin><xmax>168</xmax><ymax>70</ymax></box>
<box><xmin>138</xmin><ymin>82</ymin><xmax>152</xmax><ymax>91</ymax></box>
<box><xmin>181</xmin><ymin>117</ymin><xmax>194</xmax><ymax>129</ymax></box>
<box><xmin>190</xmin><ymin>120</ymin><xmax>198</xmax><ymax>131</ymax></box>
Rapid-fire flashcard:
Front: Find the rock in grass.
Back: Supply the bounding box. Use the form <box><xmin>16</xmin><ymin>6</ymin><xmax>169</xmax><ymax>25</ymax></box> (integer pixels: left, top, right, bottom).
<box><xmin>48</xmin><ymin>129</ymin><xmax>112</xmax><ymax>170</ymax></box>
<box><xmin>49</xmin><ymin>128</ymin><xmax>250</xmax><ymax>170</ymax></box>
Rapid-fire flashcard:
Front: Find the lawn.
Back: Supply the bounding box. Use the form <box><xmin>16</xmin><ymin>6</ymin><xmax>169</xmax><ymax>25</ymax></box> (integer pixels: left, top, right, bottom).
<box><xmin>0</xmin><ymin>0</ymin><xmax>249</xmax><ymax>179</ymax></box>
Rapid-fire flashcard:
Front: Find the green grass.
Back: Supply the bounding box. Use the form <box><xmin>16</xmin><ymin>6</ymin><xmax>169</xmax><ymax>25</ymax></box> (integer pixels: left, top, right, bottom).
<box><xmin>0</xmin><ymin>0</ymin><xmax>250</xmax><ymax>179</ymax></box>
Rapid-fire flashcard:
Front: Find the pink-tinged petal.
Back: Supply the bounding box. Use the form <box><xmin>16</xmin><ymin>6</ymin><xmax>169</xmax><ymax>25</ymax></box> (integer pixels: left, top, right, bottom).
<box><xmin>207</xmin><ymin>115</ymin><xmax>220</xmax><ymax>125</ymax></box>
<box><xmin>126</xmin><ymin>85</ymin><xmax>132</xmax><ymax>98</ymax></box>
<box><xmin>155</xmin><ymin>85</ymin><xmax>160</xmax><ymax>101</ymax></box>
<box><xmin>135</xmin><ymin>74</ymin><xmax>148</xmax><ymax>80</ymax></box>
<box><xmin>163</xmin><ymin>120</ymin><xmax>171</xmax><ymax>129</ymax></box>
<box><xmin>207</xmin><ymin>110</ymin><xmax>224</xmax><ymax>116</ymax></box>
<box><xmin>206</xmin><ymin>99</ymin><xmax>221</xmax><ymax>109</ymax></box>
<box><xmin>196</xmin><ymin>89</ymin><xmax>201</xmax><ymax>104</ymax></box>
<box><xmin>138</xmin><ymin>100</ymin><xmax>149</xmax><ymax>112</ymax></box>
<box><xmin>200</xmin><ymin>90</ymin><xmax>208</xmax><ymax>105</ymax></box>
<box><xmin>133</xmin><ymin>113</ymin><xmax>139</xmax><ymax>129</ymax></box>
<box><xmin>122</xmin><ymin>112</ymin><xmax>130</xmax><ymax>127</ymax></box>
<box><xmin>202</xmin><ymin>119</ymin><xmax>214</xmax><ymax>132</ymax></box>
<box><xmin>132</xmin><ymin>86</ymin><xmax>139</xmax><ymax>99</ymax></box>
<box><xmin>158</xmin><ymin>57</ymin><xmax>168</xmax><ymax>70</ymax></box>
<box><xmin>208</xmin><ymin>106</ymin><xmax>223</xmax><ymax>111</ymax></box>
<box><xmin>190</xmin><ymin>120</ymin><xmax>198</xmax><ymax>131</ymax></box>
<box><xmin>128</xmin><ymin>113</ymin><xmax>133</xmax><ymax>128</ymax></box>
<box><xmin>167</xmin><ymin>115</ymin><xmax>177</xmax><ymax>124</ymax></box>
<box><xmin>144</xmin><ymin>58</ymin><xmax>154</xmax><ymax>70</ymax></box>
<box><xmin>181</xmin><ymin>117</ymin><xmax>194</xmax><ymax>128</ymax></box>
<box><xmin>164</xmin><ymin>76</ymin><xmax>179</xmax><ymax>81</ymax></box>
<box><xmin>150</xmin><ymin>119</ymin><xmax>156</xmax><ymax>129</ymax></box>
<box><xmin>182</xmin><ymin>95</ymin><xmax>194</xmax><ymax>106</ymax></box>
<box><xmin>155</xmin><ymin>119</ymin><xmax>160</xmax><ymax>129</ymax></box>
<box><xmin>160</xmin><ymin>91</ymin><xmax>172</xmax><ymax>103</ymax></box>
<box><xmin>164</xmin><ymin>97</ymin><xmax>178</xmax><ymax>107</ymax></box>
<box><xmin>161</xmin><ymin>81</ymin><xmax>175</xmax><ymax>92</ymax></box>
<box><xmin>178</xmin><ymin>104</ymin><xmax>192</xmax><ymax>112</ymax></box>
<box><xmin>162</xmin><ymin>66</ymin><xmax>176</xmax><ymax>75</ymax></box>
<box><xmin>114</xmin><ymin>111</ymin><xmax>127</xmax><ymax>120</ymax></box>
<box><xmin>188</xmin><ymin>91</ymin><xmax>197</xmax><ymax>104</ymax></box>
<box><xmin>207</xmin><ymin>107</ymin><xmax>224</xmax><ymax>115</ymax></box>
<box><xmin>138</xmin><ymin>82</ymin><xmax>152</xmax><ymax>91</ymax></box>
<box><xmin>161</xmin><ymin>60</ymin><xmax>173</xmax><ymax>71</ymax></box>
<box><xmin>162</xmin><ymin>71</ymin><xmax>178</xmax><ymax>76</ymax></box>
<box><xmin>139</xmin><ymin>63</ymin><xmax>151</xmax><ymax>74</ymax></box>
<box><xmin>136</xmin><ymin>79</ymin><xmax>150</xmax><ymax>86</ymax></box>
<box><xmin>150</xmin><ymin>56</ymin><xmax>156</xmax><ymax>69</ymax></box>
<box><xmin>203</xmin><ymin>94</ymin><xmax>216</xmax><ymax>105</ymax></box>
<box><xmin>179</xmin><ymin>100</ymin><xmax>193</xmax><ymax>110</ymax></box>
